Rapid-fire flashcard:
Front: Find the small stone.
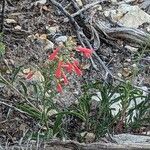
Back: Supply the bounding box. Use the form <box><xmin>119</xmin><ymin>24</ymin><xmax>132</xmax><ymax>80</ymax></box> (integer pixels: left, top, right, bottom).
<box><xmin>6</xmin><ymin>19</ymin><xmax>17</xmax><ymax>24</ymax></box>
<box><xmin>85</xmin><ymin>132</ymin><xmax>95</xmax><ymax>143</ymax></box>
<box><xmin>146</xmin><ymin>25</ymin><xmax>150</xmax><ymax>32</ymax></box>
<box><xmin>14</xmin><ymin>25</ymin><xmax>21</xmax><ymax>30</ymax></box>
<box><xmin>76</xmin><ymin>0</ymin><xmax>83</xmax><ymax>6</ymax></box>
<box><xmin>132</xmin><ymin>64</ymin><xmax>137</xmax><ymax>68</ymax></box>
<box><xmin>55</xmin><ymin>36</ymin><xmax>68</xmax><ymax>43</ymax></box>
<box><xmin>91</xmin><ymin>95</ymin><xmax>100</xmax><ymax>102</ymax></box>
<box><xmin>104</xmin><ymin>11</ymin><xmax>110</xmax><ymax>17</ymax></box>
<box><xmin>23</xmin><ymin>68</ymin><xmax>31</xmax><ymax>74</ymax></box>
<box><xmin>117</xmin><ymin>72</ymin><xmax>122</xmax><ymax>78</ymax></box>
<box><xmin>46</xmin><ymin>26</ymin><xmax>59</xmax><ymax>35</ymax></box>
<box><xmin>125</xmin><ymin>58</ymin><xmax>131</xmax><ymax>62</ymax></box>
<box><xmin>47</xmin><ymin>109</ymin><xmax>58</xmax><ymax>117</ymax></box>
<box><xmin>95</xmin><ymin>4</ymin><xmax>102</xmax><ymax>11</ymax></box>
<box><xmin>34</xmin><ymin>0</ymin><xmax>46</xmax><ymax>6</ymax></box>
<box><xmin>125</xmin><ymin>45</ymin><xmax>138</xmax><ymax>52</ymax></box>
<box><xmin>44</xmin><ymin>40</ymin><xmax>54</xmax><ymax>50</ymax></box>
<box><xmin>111</xmin><ymin>0</ymin><xmax>118</xmax><ymax>4</ymax></box>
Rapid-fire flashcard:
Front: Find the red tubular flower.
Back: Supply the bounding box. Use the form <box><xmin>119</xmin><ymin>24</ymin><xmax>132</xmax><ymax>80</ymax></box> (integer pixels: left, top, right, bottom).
<box><xmin>62</xmin><ymin>72</ymin><xmax>69</xmax><ymax>85</ymax></box>
<box><xmin>57</xmin><ymin>83</ymin><xmax>63</xmax><ymax>93</ymax></box>
<box><xmin>55</xmin><ymin>61</ymin><xmax>63</xmax><ymax>78</ymax></box>
<box><xmin>62</xmin><ymin>62</ymin><xmax>74</xmax><ymax>73</ymax></box>
<box><xmin>76</xmin><ymin>46</ymin><xmax>93</xmax><ymax>58</ymax></box>
<box><xmin>73</xmin><ymin>61</ymin><xmax>82</xmax><ymax>76</ymax></box>
<box><xmin>48</xmin><ymin>48</ymin><xmax>59</xmax><ymax>61</ymax></box>
<box><xmin>25</xmin><ymin>71</ymin><xmax>34</xmax><ymax>80</ymax></box>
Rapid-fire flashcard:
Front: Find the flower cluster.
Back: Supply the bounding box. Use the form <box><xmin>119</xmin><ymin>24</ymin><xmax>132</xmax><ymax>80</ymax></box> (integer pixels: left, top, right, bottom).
<box><xmin>48</xmin><ymin>46</ymin><xmax>93</xmax><ymax>93</ymax></box>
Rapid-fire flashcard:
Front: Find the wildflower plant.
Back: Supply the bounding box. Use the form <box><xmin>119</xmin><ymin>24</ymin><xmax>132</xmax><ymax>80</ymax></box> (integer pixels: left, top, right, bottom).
<box><xmin>48</xmin><ymin>37</ymin><xmax>93</xmax><ymax>92</ymax></box>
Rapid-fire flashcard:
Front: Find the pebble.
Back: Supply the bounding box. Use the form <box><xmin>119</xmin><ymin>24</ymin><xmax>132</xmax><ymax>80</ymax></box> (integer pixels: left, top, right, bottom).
<box><xmin>55</xmin><ymin>36</ymin><xmax>68</xmax><ymax>43</ymax></box>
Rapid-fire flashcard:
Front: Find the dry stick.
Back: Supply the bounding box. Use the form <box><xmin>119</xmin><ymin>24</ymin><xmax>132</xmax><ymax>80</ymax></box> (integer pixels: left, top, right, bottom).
<box><xmin>0</xmin><ymin>100</ymin><xmax>28</xmax><ymax>115</ymax></box>
<box><xmin>71</xmin><ymin>0</ymin><xmax>105</xmax><ymax>18</ymax></box>
<box><xmin>49</xmin><ymin>0</ymin><xmax>113</xmax><ymax>74</ymax></box>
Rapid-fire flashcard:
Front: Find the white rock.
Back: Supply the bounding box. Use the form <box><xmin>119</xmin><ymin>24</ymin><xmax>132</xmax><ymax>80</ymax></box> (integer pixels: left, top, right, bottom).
<box><xmin>6</xmin><ymin>19</ymin><xmax>17</xmax><ymax>24</ymax></box>
<box><xmin>105</xmin><ymin>4</ymin><xmax>150</xmax><ymax>28</ymax></box>
<box><xmin>112</xmin><ymin>134</ymin><xmax>150</xmax><ymax>144</ymax></box>
<box><xmin>55</xmin><ymin>36</ymin><xmax>68</xmax><ymax>43</ymax></box>
<box><xmin>14</xmin><ymin>25</ymin><xmax>21</xmax><ymax>30</ymax></box>
<box><xmin>111</xmin><ymin>0</ymin><xmax>118</xmax><ymax>4</ymax></box>
<box><xmin>95</xmin><ymin>4</ymin><xmax>102</xmax><ymax>11</ymax></box>
<box><xmin>44</xmin><ymin>39</ymin><xmax>54</xmax><ymax>50</ymax></box>
<box><xmin>85</xmin><ymin>132</ymin><xmax>95</xmax><ymax>143</ymax></box>
<box><xmin>46</xmin><ymin>26</ymin><xmax>59</xmax><ymax>35</ymax></box>
<box><xmin>118</xmin><ymin>5</ymin><xmax>150</xmax><ymax>28</ymax></box>
<box><xmin>34</xmin><ymin>0</ymin><xmax>46</xmax><ymax>5</ymax></box>
<box><xmin>76</xmin><ymin>0</ymin><xmax>83</xmax><ymax>7</ymax></box>
<box><xmin>125</xmin><ymin>45</ymin><xmax>138</xmax><ymax>52</ymax></box>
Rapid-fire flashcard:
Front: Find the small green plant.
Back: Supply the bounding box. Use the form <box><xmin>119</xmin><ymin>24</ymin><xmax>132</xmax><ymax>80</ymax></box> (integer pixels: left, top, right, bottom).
<box><xmin>64</xmin><ymin>81</ymin><xmax>149</xmax><ymax>141</ymax></box>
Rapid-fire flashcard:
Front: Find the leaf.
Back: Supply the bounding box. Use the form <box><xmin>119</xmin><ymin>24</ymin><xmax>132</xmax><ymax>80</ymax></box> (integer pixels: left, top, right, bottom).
<box><xmin>19</xmin><ymin>81</ymin><xmax>28</xmax><ymax>96</ymax></box>
<box><xmin>0</xmin><ymin>42</ymin><xmax>5</xmax><ymax>56</ymax></box>
<box><xmin>53</xmin><ymin>114</ymin><xmax>63</xmax><ymax>135</ymax></box>
<box><xmin>17</xmin><ymin>104</ymin><xmax>41</xmax><ymax>120</ymax></box>
<box><xmin>12</xmin><ymin>66</ymin><xmax>23</xmax><ymax>82</ymax></box>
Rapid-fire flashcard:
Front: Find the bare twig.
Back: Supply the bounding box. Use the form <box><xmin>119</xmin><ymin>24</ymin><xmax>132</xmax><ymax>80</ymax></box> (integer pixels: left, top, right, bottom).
<box><xmin>0</xmin><ymin>100</ymin><xmax>28</xmax><ymax>115</ymax></box>
<box><xmin>71</xmin><ymin>0</ymin><xmax>105</xmax><ymax>18</ymax></box>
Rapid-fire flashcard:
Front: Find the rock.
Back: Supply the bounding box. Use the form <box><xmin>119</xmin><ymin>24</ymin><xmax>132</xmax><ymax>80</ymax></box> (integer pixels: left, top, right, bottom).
<box><xmin>44</xmin><ymin>39</ymin><xmax>54</xmax><ymax>51</ymax></box>
<box><xmin>76</xmin><ymin>0</ymin><xmax>83</xmax><ymax>7</ymax></box>
<box><xmin>91</xmin><ymin>92</ymin><xmax>101</xmax><ymax>102</ymax></box>
<box><xmin>104</xmin><ymin>4</ymin><xmax>150</xmax><ymax>28</ymax></box>
<box><xmin>111</xmin><ymin>0</ymin><xmax>118</xmax><ymax>4</ymax></box>
<box><xmin>85</xmin><ymin>132</ymin><xmax>95</xmax><ymax>143</ymax></box>
<box><xmin>14</xmin><ymin>25</ymin><xmax>21</xmax><ymax>30</ymax></box>
<box><xmin>125</xmin><ymin>45</ymin><xmax>138</xmax><ymax>52</ymax></box>
<box><xmin>94</xmin><ymin>4</ymin><xmax>103</xmax><ymax>11</ymax></box>
<box><xmin>46</xmin><ymin>26</ymin><xmax>59</xmax><ymax>35</ymax></box>
<box><xmin>34</xmin><ymin>0</ymin><xmax>46</xmax><ymax>6</ymax></box>
<box><xmin>81</xmin><ymin>132</ymin><xmax>95</xmax><ymax>143</ymax></box>
<box><xmin>117</xmin><ymin>4</ymin><xmax>150</xmax><ymax>28</ymax></box>
<box><xmin>6</xmin><ymin>19</ymin><xmax>17</xmax><ymax>24</ymax></box>
<box><xmin>47</xmin><ymin>109</ymin><xmax>58</xmax><ymax>117</ymax></box>
<box><xmin>146</xmin><ymin>25</ymin><xmax>150</xmax><ymax>32</ymax></box>
<box><xmin>112</xmin><ymin>134</ymin><xmax>150</xmax><ymax>144</ymax></box>
<box><xmin>55</xmin><ymin>36</ymin><xmax>68</xmax><ymax>43</ymax></box>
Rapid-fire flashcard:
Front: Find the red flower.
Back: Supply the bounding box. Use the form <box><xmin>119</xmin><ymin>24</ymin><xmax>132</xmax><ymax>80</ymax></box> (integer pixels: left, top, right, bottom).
<box><xmin>55</xmin><ymin>61</ymin><xmax>63</xmax><ymax>78</ymax></box>
<box><xmin>76</xmin><ymin>46</ymin><xmax>93</xmax><ymax>58</ymax></box>
<box><xmin>62</xmin><ymin>62</ymin><xmax>74</xmax><ymax>73</ymax></box>
<box><xmin>48</xmin><ymin>48</ymin><xmax>59</xmax><ymax>61</ymax></box>
<box><xmin>73</xmin><ymin>61</ymin><xmax>82</xmax><ymax>76</ymax></box>
<box><xmin>62</xmin><ymin>72</ymin><xmax>69</xmax><ymax>85</ymax></box>
<box><xmin>25</xmin><ymin>71</ymin><xmax>34</xmax><ymax>80</ymax></box>
<box><xmin>57</xmin><ymin>83</ymin><xmax>63</xmax><ymax>93</ymax></box>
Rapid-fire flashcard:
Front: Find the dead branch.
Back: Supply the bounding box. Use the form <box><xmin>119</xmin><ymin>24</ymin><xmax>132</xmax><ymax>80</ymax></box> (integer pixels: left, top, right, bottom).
<box><xmin>94</xmin><ymin>20</ymin><xmax>150</xmax><ymax>47</ymax></box>
<box><xmin>71</xmin><ymin>0</ymin><xmax>105</xmax><ymax>18</ymax></box>
<box><xmin>3</xmin><ymin>140</ymin><xmax>150</xmax><ymax>150</ymax></box>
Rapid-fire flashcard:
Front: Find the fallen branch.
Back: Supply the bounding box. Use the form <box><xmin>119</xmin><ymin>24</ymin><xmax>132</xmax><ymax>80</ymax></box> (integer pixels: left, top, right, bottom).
<box><xmin>94</xmin><ymin>19</ymin><xmax>150</xmax><ymax>47</ymax></box>
<box><xmin>3</xmin><ymin>140</ymin><xmax>150</xmax><ymax>150</ymax></box>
